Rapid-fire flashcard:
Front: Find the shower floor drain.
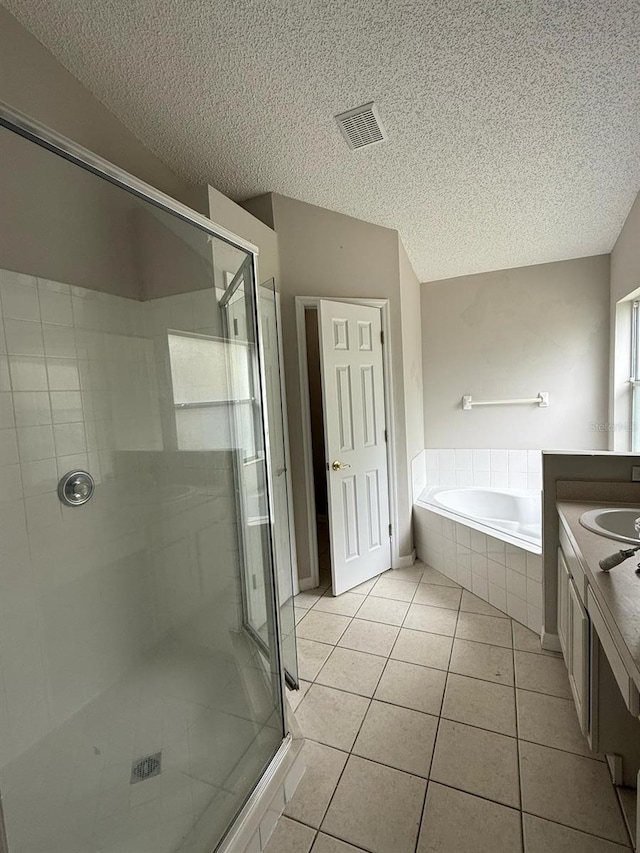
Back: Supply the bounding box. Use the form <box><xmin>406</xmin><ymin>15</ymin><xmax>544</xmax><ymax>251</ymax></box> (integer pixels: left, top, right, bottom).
<box><xmin>130</xmin><ymin>752</ymin><xmax>162</xmax><ymax>784</ymax></box>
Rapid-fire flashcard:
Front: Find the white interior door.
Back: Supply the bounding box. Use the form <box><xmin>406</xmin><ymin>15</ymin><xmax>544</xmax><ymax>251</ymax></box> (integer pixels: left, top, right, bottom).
<box><xmin>318</xmin><ymin>300</ymin><xmax>391</xmax><ymax>595</ymax></box>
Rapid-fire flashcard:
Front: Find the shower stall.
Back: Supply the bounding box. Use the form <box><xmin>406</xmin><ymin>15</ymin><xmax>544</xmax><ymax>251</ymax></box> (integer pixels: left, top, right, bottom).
<box><xmin>0</xmin><ymin>104</ymin><xmax>298</xmax><ymax>853</ymax></box>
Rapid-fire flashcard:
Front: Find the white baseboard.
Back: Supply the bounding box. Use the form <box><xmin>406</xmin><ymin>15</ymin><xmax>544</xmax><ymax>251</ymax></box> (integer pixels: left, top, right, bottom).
<box><xmin>297</xmin><ymin>576</ymin><xmax>316</xmax><ymax>592</ymax></box>
<box><xmin>392</xmin><ymin>550</ymin><xmax>416</xmax><ymax>569</ymax></box>
<box><xmin>541</xmin><ymin>630</ymin><xmax>562</xmax><ymax>652</ymax></box>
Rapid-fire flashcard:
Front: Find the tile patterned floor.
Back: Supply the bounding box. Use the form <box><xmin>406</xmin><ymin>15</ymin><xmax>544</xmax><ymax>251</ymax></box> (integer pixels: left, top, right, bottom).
<box><xmin>269</xmin><ymin>560</ymin><xmax>632</xmax><ymax>853</ymax></box>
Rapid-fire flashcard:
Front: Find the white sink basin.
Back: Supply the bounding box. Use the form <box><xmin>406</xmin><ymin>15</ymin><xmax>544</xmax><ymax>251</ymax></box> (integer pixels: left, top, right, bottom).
<box><xmin>580</xmin><ymin>507</ymin><xmax>640</xmax><ymax>545</ymax></box>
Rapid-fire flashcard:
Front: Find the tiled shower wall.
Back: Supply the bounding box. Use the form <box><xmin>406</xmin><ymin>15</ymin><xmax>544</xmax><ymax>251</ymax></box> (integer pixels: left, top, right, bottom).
<box><xmin>0</xmin><ymin>267</ymin><xmax>242</xmax><ymax>765</ymax></box>
<box><xmin>413</xmin><ymin>507</ymin><xmax>543</xmax><ymax>633</ymax></box>
<box><xmin>412</xmin><ymin>448</ymin><xmax>542</xmax><ymax>499</ymax></box>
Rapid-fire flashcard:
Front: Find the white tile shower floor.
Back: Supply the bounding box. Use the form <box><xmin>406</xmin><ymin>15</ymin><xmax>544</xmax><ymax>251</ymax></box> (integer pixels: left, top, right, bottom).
<box><xmin>275</xmin><ymin>560</ymin><xmax>633</xmax><ymax>853</ymax></box>
<box><xmin>1</xmin><ymin>633</ymin><xmax>281</xmax><ymax>853</ymax></box>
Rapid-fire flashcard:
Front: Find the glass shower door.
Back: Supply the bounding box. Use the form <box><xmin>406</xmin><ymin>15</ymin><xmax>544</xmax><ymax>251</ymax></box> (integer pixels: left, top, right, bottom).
<box><xmin>258</xmin><ymin>282</ymin><xmax>298</xmax><ymax>686</ymax></box>
<box><xmin>0</xmin><ymin>111</ymin><xmax>286</xmax><ymax>853</ymax></box>
<box><xmin>219</xmin><ymin>268</ymin><xmax>298</xmax><ymax>686</ymax></box>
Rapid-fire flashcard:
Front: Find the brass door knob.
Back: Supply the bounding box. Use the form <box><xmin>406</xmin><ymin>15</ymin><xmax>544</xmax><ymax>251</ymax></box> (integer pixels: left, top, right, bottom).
<box><xmin>332</xmin><ymin>460</ymin><xmax>351</xmax><ymax>471</ymax></box>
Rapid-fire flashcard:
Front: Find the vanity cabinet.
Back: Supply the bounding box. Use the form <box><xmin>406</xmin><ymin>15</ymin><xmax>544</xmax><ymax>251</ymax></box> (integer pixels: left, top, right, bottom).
<box><xmin>568</xmin><ymin>578</ymin><xmax>589</xmax><ymax>732</ymax></box>
<box><xmin>557</xmin><ymin>544</ymin><xmax>589</xmax><ymax>737</ymax></box>
<box><xmin>557</xmin><ymin>503</ymin><xmax>640</xmax><ymax>851</ymax></box>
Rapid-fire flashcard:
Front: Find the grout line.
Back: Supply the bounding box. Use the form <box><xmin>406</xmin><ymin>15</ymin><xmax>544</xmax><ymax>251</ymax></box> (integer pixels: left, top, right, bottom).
<box><xmin>294</xmin><ymin>577</ymin><xmax>627</xmax><ymax>853</ymax></box>
<box><xmin>511</xmin><ymin>619</ymin><xmax>525</xmax><ymax>851</ymax></box>
<box><xmin>298</xmin><ymin>680</ymin><xmax>610</xmax><ymax>767</ymax></box>
<box><xmin>312</xmin><ymin>827</ymin><xmax>373</xmax><ymax>853</ymax></box>
<box><xmin>422</xmin><ymin>779</ymin><xmax>522</xmax><ymax>815</ymax></box>
<box><xmin>413</xmin><ymin>578</ymin><xmax>462</xmax><ymax>853</ymax></box>
<box><xmin>519</xmin><ymin>808</ymin><xmax>635</xmax><ymax>849</ymax></box>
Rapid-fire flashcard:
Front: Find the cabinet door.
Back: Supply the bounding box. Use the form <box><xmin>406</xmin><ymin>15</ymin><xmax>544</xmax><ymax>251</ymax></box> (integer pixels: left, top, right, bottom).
<box><xmin>557</xmin><ymin>548</ymin><xmax>571</xmax><ymax>662</ymax></box>
<box><xmin>568</xmin><ymin>577</ymin><xmax>589</xmax><ymax>736</ymax></box>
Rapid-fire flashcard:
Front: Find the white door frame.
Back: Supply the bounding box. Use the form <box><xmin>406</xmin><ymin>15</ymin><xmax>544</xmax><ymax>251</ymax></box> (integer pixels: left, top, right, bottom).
<box><xmin>295</xmin><ymin>296</ymin><xmax>401</xmax><ymax>590</ymax></box>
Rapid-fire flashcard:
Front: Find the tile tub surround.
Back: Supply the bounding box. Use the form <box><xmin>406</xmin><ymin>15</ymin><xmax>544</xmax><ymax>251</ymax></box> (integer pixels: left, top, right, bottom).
<box><xmin>276</xmin><ymin>562</ymin><xmax>631</xmax><ymax>853</ymax></box>
<box><xmin>413</xmin><ymin>506</ymin><xmax>543</xmax><ymax>633</ymax></box>
<box><xmin>412</xmin><ymin>448</ymin><xmax>542</xmax><ymax>499</ymax></box>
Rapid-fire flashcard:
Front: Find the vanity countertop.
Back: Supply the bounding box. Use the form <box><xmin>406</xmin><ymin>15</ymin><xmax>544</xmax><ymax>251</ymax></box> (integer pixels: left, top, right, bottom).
<box><xmin>557</xmin><ymin>500</ymin><xmax>640</xmax><ymax>693</ymax></box>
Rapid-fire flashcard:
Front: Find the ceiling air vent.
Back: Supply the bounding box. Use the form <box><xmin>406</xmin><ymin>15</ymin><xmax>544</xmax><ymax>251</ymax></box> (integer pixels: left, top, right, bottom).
<box><xmin>335</xmin><ymin>102</ymin><xmax>387</xmax><ymax>150</ymax></box>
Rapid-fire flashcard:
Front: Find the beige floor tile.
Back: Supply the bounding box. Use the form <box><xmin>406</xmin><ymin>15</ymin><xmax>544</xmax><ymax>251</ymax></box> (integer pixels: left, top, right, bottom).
<box><xmin>355</xmin><ymin>595</ymin><xmax>410</xmax><ymax>626</ymax></box>
<box><xmin>512</xmin><ymin>621</ymin><xmax>561</xmax><ymax>657</ymax></box>
<box><xmin>352</xmin><ymin>699</ymin><xmax>438</xmax><ymax>777</ymax></box>
<box><xmin>371</xmin><ymin>577</ymin><xmax>418</xmax><ymax>602</ymax></box>
<box><xmin>295</xmin><ymin>590</ymin><xmax>325</xmax><ymax>609</ymax></box>
<box><xmin>517</xmin><ymin>689</ymin><xmax>602</xmax><ymax>759</ymax></box>
<box><xmin>417</xmin><ymin>782</ymin><xmax>522</xmax><ymax>853</ymax></box>
<box><xmin>297</xmin><ymin>638</ymin><xmax>333</xmax><ymax>680</ymax></box>
<box><xmin>350</xmin><ymin>577</ymin><xmax>378</xmax><ymax>595</ymax></box>
<box><xmin>420</xmin><ymin>565</ymin><xmax>461</xmax><ymax>587</ymax></box>
<box><xmin>316</xmin><ymin>647</ymin><xmax>386</xmax><ymax>697</ymax></box>
<box><xmin>455</xmin><ymin>612</ymin><xmax>513</xmax><ymax>648</ymax></box>
<box><xmin>322</xmin><ymin>755</ymin><xmax>427</xmax><ymax>853</ymax></box>
<box><xmin>311</xmin><ymin>834</ymin><xmax>364</xmax><ymax>853</ymax></box>
<box><xmin>449</xmin><ymin>638</ymin><xmax>514</xmax><ymax>685</ymax></box>
<box><xmin>287</xmin><ymin>679</ymin><xmax>312</xmax><ymax>712</ymax></box>
<box><xmin>430</xmin><ymin>719</ymin><xmax>520</xmax><ymax>808</ymax></box>
<box><xmin>297</xmin><ymin>610</ymin><xmax>351</xmax><ymax>645</ymax></box>
<box><xmin>391</xmin><ymin>627</ymin><xmax>453</xmax><ymax>670</ymax></box>
<box><xmin>338</xmin><ymin>618</ymin><xmax>400</xmax><ymax>657</ymax></box>
<box><xmin>264</xmin><ymin>817</ymin><xmax>316</xmax><ymax>853</ymax></box>
<box><xmin>313</xmin><ymin>592</ymin><xmax>366</xmax><ymax>617</ymax></box>
<box><xmin>460</xmin><ymin>589</ymin><xmax>508</xmax><ymax>619</ymax></box>
<box><xmin>617</xmin><ymin>787</ymin><xmax>636</xmax><ymax>845</ymax></box>
<box><xmin>514</xmin><ymin>650</ymin><xmax>572</xmax><ymax>699</ymax></box>
<box><xmin>295</xmin><ymin>684</ymin><xmax>369</xmax><ymax>751</ymax></box>
<box><xmin>403</xmin><ymin>603</ymin><xmax>458</xmax><ymax>636</ymax></box>
<box><xmin>519</xmin><ymin>741</ymin><xmax>629</xmax><ymax>844</ymax></box>
<box><xmin>374</xmin><ymin>659</ymin><xmax>446</xmax><ymax>715</ymax></box>
<box><xmin>413</xmin><ymin>583</ymin><xmax>462</xmax><ymax>610</ymax></box>
<box><xmin>284</xmin><ymin>740</ymin><xmax>348</xmax><ymax>828</ymax></box>
<box><xmin>384</xmin><ymin>565</ymin><xmax>425</xmax><ymax>583</ymax></box>
<box><xmin>442</xmin><ymin>673</ymin><xmax>516</xmax><ymax>736</ymax></box>
<box><xmin>522</xmin><ymin>813</ymin><xmax>631</xmax><ymax>853</ymax></box>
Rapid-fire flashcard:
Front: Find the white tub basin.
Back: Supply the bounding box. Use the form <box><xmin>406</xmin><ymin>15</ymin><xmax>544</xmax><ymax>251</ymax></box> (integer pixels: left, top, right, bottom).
<box><xmin>580</xmin><ymin>508</ymin><xmax>640</xmax><ymax>545</ymax></box>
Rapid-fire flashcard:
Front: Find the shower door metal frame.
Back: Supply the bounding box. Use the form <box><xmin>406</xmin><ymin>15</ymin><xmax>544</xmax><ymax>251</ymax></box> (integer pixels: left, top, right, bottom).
<box><xmin>219</xmin><ymin>260</ymin><xmax>298</xmax><ymax>689</ymax></box>
<box><xmin>0</xmin><ymin>99</ymin><xmax>290</xmax><ymax>851</ymax></box>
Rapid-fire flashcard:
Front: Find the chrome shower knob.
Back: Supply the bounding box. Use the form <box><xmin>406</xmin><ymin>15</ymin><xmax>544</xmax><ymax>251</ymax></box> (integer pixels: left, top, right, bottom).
<box><xmin>58</xmin><ymin>470</ymin><xmax>95</xmax><ymax>506</ymax></box>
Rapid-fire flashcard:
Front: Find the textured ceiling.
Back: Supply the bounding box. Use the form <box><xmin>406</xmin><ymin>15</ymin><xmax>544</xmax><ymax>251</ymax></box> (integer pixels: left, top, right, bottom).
<box><xmin>4</xmin><ymin>0</ymin><xmax>640</xmax><ymax>281</ymax></box>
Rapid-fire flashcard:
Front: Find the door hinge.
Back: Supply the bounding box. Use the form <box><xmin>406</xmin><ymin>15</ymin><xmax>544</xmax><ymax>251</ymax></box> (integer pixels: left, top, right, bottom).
<box><xmin>388</xmin><ymin>523</ymin><xmax>392</xmax><ymax>538</ymax></box>
<box><xmin>380</xmin><ymin>330</ymin><xmax>384</xmax><ymax>345</ymax></box>
<box><xmin>384</xmin><ymin>428</ymin><xmax>388</xmax><ymax>443</ymax></box>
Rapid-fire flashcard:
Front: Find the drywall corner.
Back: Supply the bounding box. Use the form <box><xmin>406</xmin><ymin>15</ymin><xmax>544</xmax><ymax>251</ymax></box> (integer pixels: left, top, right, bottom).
<box><xmin>242</xmin><ymin>194</ymin><xmax>276</xmax><ymax>231</ymax></box>
<box><xmin>610</xmin><ymin>188</ymin><xmax>640</xmax><ymax>450</ymax></box>
<box><xmin>207</xmin><ymin>186</ymin><xmax>280</xmax><ymax>284</ymax></box>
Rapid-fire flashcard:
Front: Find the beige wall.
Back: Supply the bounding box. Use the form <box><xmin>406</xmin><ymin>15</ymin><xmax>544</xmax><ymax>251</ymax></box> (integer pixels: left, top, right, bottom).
<box><xmin>422</xmin><ymin>255</ymin><xmax>610</xmax><ymax>451</ymax></box>
<box><xmin>611</xmin><ymin>192</ymin><xmax>640</xmax><ymax>306</ymax></box>
<box><xmin>244</xmin><ymin>192</ymin><xmax>418</xmax><ymax>583</ymax></box>
<box><xmin>610</xmin><ymin>190</ymin><xmax>640</xmax><ymax>450</ymax></box>
<box><xmin>0</xmin><ymin>6</ymin><xmax>196</xmax><ymax>208</ymax></box>
<box><xmin>399</xmin><ymin>240</ymin><xmax>425</xmax><ymax>472</ymax></box>
<box><xmin>0</xmin><ymin>7</ymin><xmax>216</xmax><ymax>300</ymax></box>
<box><xmin>208</xmin><ymin>186</ymin><xmax>280</xmax><ymax>285</ymax></box>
